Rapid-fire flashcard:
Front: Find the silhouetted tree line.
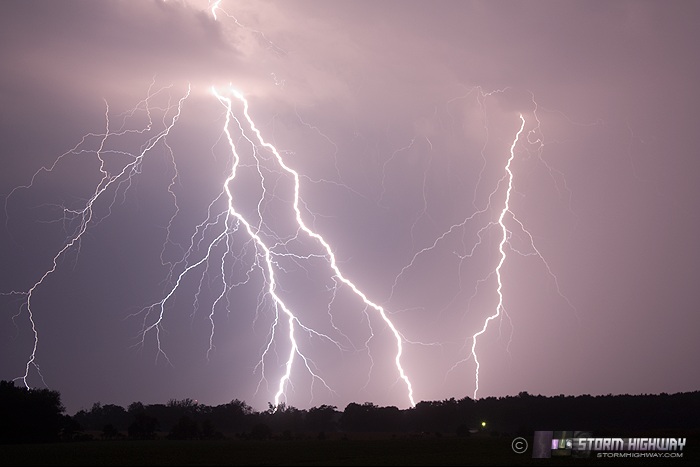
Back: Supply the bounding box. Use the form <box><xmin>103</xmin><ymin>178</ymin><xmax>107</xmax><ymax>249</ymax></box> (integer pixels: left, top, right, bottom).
<box><xmin>0</xmin><ymin>380</ymin><xmax>76</xmax><ymax>443</ymax></box>
<box><xmin>2</xmin><ymin>380</ymin><xmax>698</xmax><ymax>444</ymax></box>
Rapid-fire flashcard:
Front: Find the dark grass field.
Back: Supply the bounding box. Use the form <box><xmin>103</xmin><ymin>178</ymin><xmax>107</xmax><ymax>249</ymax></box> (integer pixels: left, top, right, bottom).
<box><xmin>1</xmin><ymin>434</ymin><xmax>697</xmax><ymax>466</ymax></box>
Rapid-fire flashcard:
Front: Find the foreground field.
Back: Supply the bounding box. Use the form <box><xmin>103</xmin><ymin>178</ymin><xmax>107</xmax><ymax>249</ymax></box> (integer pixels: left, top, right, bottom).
<box><xmin>1</xmin><ymin>435</ymin><xmax>697</xmax><ymax>466</ymax></box>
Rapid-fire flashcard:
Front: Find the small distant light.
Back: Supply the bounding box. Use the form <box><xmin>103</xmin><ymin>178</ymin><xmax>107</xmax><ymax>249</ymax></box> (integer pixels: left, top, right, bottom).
<box><xmin>481</xmin><ymin>421</ymin><xmax>486</xmax><ymax>428</ymax></box>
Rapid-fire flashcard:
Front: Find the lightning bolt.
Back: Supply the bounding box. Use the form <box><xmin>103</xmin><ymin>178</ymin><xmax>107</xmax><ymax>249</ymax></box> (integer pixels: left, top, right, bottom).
<box><xmin>4</xmin><ymin>82</ymin><xmax>191</xmax><ymax>389</ymax></box>
<box><xmin>216</xmin><ymin>86</ymin><xmax>415</xmax><ymax>407</ymax></box>
<box><xmin>470</xmin><ymin>114</ymin><xmax>525</xmax><ymax>399</ymax></box>
<box><xmin>389</xmin><ymin>88</ymin><xmax>576</xmax><ymax>402</ymax></box>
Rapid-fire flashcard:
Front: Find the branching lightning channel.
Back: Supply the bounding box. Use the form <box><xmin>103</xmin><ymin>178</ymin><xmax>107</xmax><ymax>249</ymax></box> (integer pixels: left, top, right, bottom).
<box><xmin>388</xmin><ymin>88</ymin><xmax>576</xmax><ymax>401</ymax></box>
<box><xmin>213</xmin><ymin>87</ymin><xmax>334</xmax><ymax>406</ymax></box>
<box><xmin>4</xmin><ymin>83</ymin><xmax>191</xmax><ymax>389</ymax></box>
<box><xmin>470</xmin><ymin>114</ymin><xmax>525</xmax><ymax>400</ymax></box>
<box><xmin>140</xmin><ymin>83</ymin><xmax>416</xmax><ymax>408</ymax></box>
<box><xmin>206</xmin><ymin>0</ymin><xmax>416</xmax><ymax>408</ymax></box>
<box><xmin>220</xmin><ymin>86</ymin><xmax>415</xmax><ymax>407</ymax></box>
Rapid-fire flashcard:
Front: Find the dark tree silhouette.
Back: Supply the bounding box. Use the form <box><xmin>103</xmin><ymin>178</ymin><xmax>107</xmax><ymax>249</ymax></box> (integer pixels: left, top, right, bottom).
<box><xmin>39</xmin><ymin>389</ymin><xmax>698</xmax><ymax>444</ymax></box>
<box><xmin>0</xmin><ymin>380</ymin><xmax>67</xmax><ymax>443</ymax></box>
<box><xmin>200</xmin><ymin>419</ymin><xmax>222</xmax><ymax>439</ymax></box>
<box><xmin>128</xmin><ymin>409</ymin><xmax>159</xmax><ymax>440</ymax></box>
<box><xmin>263</xmin><ymin>402</ymin><xmax>305</xmax><ymax>434</ymax></box>
<box><xmin>59</xmin><ymin>414</ymin><xmax>83</xmax><ymax>441</ymax></box>
<box><xmin>305</xmin><ymin>404</ymin><xmax>339</xmax><ymax>432</ymax></box>
<box><xmin>208</xmin><ymin>399</ymin><xmax>253</xmax><ymax>434</ymax></box>
<box><xmin>340</xmin><ymin>402</ymin><xmax>403</xmax><ymax>432</ymax></box>
<box><xmin>74</xmin><ymin>402</ymin><xmax>129</xmax><ymax>432</ymax></box>
<box><xmin>167</xmin><ymin>415</ymin><xmax>201</xmax><ymax>440</ymax></box>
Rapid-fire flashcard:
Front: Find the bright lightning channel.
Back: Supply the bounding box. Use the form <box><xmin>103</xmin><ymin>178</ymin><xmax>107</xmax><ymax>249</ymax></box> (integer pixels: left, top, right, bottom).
<box><xmin>215</xmin><ymin>86</ymin><xmax>415</xmax><ymax>407</ymax></box>
<box><xmin>388</xmin><ymin>87</ymin><xmax>576</xmax><ymax>401</ymax></box>
<box><xmin>470</xmin><ymin>113</ymin><xmax>525</xmax><ymax>400</ymax></box>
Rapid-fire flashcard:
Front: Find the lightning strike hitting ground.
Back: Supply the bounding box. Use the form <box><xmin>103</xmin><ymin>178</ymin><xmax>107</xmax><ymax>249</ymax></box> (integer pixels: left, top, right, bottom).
<box><xmin>389</xmin><ymin>88</ymin><xmax>576</xmax><ymax>401</ymax></box>
<box><xmin>216</xmin><ymin>86</ymin><xmax>416</xmax><ymax>407</ymax></box>
<box><xmin>470</xmin><ymin>114</ymin><xmax>525</xmax><ymax>400</ymax></box>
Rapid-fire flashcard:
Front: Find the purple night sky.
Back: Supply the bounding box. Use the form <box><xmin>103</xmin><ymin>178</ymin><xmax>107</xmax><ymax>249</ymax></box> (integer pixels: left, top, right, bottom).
<box><xmin>1</xmin><ymin>0</ymin><xmax>699</xmax><ymax>416</ymax></box>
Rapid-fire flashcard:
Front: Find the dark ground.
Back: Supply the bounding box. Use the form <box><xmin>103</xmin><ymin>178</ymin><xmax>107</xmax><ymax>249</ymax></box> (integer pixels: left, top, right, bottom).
<box><xmin>1</xmin><ymin>433</ymin><xmax>697</xmax><ymax>466</ymax></box>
